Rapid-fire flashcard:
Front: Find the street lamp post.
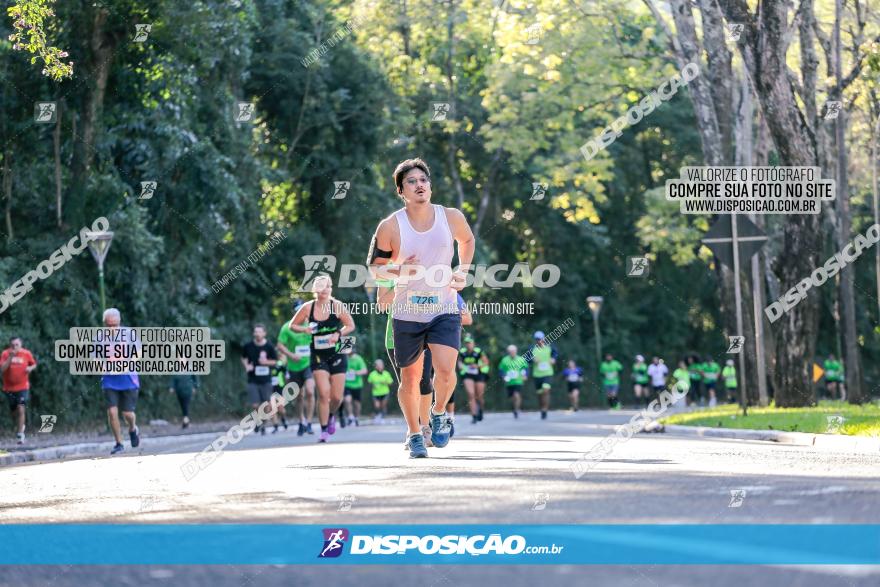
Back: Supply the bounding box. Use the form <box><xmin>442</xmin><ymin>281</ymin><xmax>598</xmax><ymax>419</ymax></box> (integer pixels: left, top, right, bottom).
<box><xmin>587</xmin><ymin>296</ymin><xmax>604</xmax><ymax>369</ymax></box>
<box><xmin>85</xmin><ymin>230</ymin><xmax>114</xmax><ymax>313</ymax></box>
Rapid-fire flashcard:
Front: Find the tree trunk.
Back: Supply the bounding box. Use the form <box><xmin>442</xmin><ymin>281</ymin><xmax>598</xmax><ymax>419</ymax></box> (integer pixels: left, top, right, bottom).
<box><xmin>70</xmin><ymin>6</ymin><xmax>120</xmax><ymax>219</ymax></box>
<box><xmin>717</xmin><ymin>0</ymin><xmax>822</xmax><ymax>407</ymax></box>
<box><xmin>833</xmin><ymin>0</ymin><xmax>863</xmax><ymax>403</ymax></box>
<box><xmin>2</xmin><ymin>153</ymin><xmax>12</xmax><ymax>243</ymax></box>
<box><xmin>54</xmin><ymin>100</ymin><xmax>63</xmax><ymax>228</ymax></box>
<box><xmin>667</xmin><ymin>0</ymin><xmax>725</xmax><ymax>165</ymax></box>
<box><xmin>473</xmin><ymin>148</ymin><xmax>502</xmax><ymax>236</ymax></box>
<box><xmin>444</xmin><ymin>0</ymin><xmax>465</xmax><ymax>210</ymax></box>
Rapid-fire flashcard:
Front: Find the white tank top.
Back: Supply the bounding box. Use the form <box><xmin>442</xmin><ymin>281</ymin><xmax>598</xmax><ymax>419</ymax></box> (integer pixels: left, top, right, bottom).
<box><xmin>393</xmin><ymin>204</ymin><xmax>458</xmax><ymax>323</ymax></box>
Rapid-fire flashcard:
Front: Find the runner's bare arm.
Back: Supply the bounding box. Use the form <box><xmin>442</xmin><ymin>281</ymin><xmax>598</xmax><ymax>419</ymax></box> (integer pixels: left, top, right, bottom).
<box><xmin>368</xmin><ymin>218</ymin><xmax>397</xmax><ymax>277</ymax></box>
<box><xmin>460</xmin><ymin>303</ymin><xmax>473</xmax><ymax>326</ymax></box>
<box><xmin>0</xmin><ymin>351</ymin><xmax>13</xmax><ymax>372</ymax></box>
<box><xmin>289</xmin><ymin>302</ymin><xmax>312</xmax><ymax>333</ymax></box>
<box><xmin>446</xmin><ymin>208</ymin><xmax>475</xmax><ymax>270</ymax></box>
<box><xmin>377</xmin><ymin>285</ymin><xmax>394</xmax><ymax>312</ymax></box>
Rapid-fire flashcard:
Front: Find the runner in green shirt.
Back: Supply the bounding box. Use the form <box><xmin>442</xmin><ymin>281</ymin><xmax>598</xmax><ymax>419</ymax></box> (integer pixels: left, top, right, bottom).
<box><xmin>368</xmin><ymin>359</ymin><xmax>394</xmax><ymax>423</ymax></box>
<box><xmin>687</xmin><ymin>355</ymin><xmax>703</xmax><ymax>406</ymax></box>
<box><xmin>701</xmin><ymin>357</ymin><xmax>721</xmax><ymax>407</ymax></box>
<box><xmin>823</xmin><ymin>354</ymin><xmax>845</xmax><ymax>400</ymax></box>
<box><xmin>599</xmin><ymin>354</ymin><xmax>623</xmax><ymax>409</ymax></box>
<box><xmin>722</xmin><ymin>360</ymin><xmax>737</xmax><ymax>402</ymax></box>
<box><xmin>499</xmin><ymin>345</ymin><xmax>528</xmax><ymax>418</ymax></box>
<box><xmin>631</xmin><ymin>354</ymin><xmax>649</xmax><ymax>406</ymax></box>
<box><xmin>343</xmin><ymin>351</ymin><xmax>368</xmax><ymax>426</ymax></box>
<box><xmin>529</xmin><ymin>331</ymin><xmax>557</xmax><ymax>420</ymax></box>
<box><xmin>276</xmin><ymin>313</ymin><xmax>316</xmax><ymax>436</ymax></box>
<box><xmin>673</xmin><ymin>360</ymin><xmax>691</xmax><ymax>396</ymax></box>
<box><xmin>270</xmin><ymin>358</ymin><xmax>289</xmax><ymax>432</ymax></box>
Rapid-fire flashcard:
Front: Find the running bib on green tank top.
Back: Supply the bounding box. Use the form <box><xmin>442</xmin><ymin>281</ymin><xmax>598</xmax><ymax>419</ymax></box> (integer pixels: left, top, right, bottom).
<box><xmin>409</xmin><ymin>290</ymin><xmax>439</xmax><ymax>305</ymax></box>
<box><xmin>254</xmin><ymin>366</ymin><xmax>270</xmax><ymax>376</ymax></box>
<box><xmin>313</xmin><ymin>335</ymin><xmax>334</xmax><ymax>350</ymax></box>
<box><xmin>345</xmin><ymin>370</ymin><xmax>355</xmax><ymax>381</ymax></box>
<box><xmin>504</xmin><ymin>372</ymin><xmax>514</xmax><ymax>381</ymax></box>
<box><xmin>538</xmin><ymin>361</ymin><xmax>550</xmax><ymax>372</ymax></box>
<box><xmin>295</xmin><ymin>345</ymin><xmax>311</xmax><ymax>358</ymax></box>
<box><xmin>467</xmin><ymin>365</ymin><xmax>479</xmax><ymax>375</ymax></box>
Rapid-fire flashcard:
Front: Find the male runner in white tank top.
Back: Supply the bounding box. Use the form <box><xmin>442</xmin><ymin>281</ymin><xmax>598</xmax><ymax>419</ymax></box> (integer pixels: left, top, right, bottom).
<box><xmin>367</xmin><ymin>158</ymin><xmax>475</xmax><ymax>458</ymax></box>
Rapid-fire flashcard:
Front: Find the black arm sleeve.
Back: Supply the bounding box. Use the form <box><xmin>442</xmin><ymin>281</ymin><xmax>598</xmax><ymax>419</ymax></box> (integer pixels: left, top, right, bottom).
<box><xmin>366</xmin><ymin>233</ymin><xmax>392</xmax><ymax>265</ymax></box>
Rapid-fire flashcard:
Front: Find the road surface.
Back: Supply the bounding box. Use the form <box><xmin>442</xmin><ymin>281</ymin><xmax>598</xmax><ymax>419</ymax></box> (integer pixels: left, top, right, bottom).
<box><xmin>1</xmin><ymin>409</ymin><xmax>878</xmax><ymax>586</ymax></box>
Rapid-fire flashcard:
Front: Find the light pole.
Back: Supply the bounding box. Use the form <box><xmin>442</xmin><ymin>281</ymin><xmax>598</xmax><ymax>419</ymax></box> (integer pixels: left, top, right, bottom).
<box><xmin>85</xmin><ymin>230</ymin><xmax>114</xmax><ymax>313</ymax></box>
<box><xmin>587</xmin><ymin>296</ymin><xmax>604</xmax><ymax>369</ymax></box>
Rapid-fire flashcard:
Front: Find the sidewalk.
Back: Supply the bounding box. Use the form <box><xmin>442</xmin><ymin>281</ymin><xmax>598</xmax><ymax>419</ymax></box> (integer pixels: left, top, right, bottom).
<box><xmin>0</xmin><ymin>419</ymin><xmax>239</xmax><ymax>466</ymax></box>
<box><xmin>661</xmin><ymin>423</ymin><xmax>880</xmax><ymax>454</ymax></box>
<box><xmin>0</xmin><ymin>417</ymin><xmax>402</xmax><ymax>467</ymax></box>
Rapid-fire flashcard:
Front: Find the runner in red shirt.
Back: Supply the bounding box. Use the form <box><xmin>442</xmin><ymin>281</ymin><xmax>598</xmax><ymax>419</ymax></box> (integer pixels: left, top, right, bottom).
<box><xmin>1</xmin><ymin>336</ymin><xmax>37</xmax><ymax>444</ymax></box>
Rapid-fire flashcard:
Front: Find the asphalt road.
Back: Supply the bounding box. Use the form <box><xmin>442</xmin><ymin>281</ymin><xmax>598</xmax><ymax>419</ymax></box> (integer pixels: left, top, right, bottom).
<box><xmin>1</xmin><ymin>409</ymin><xmax>878</xmax><ymax>586</ymax></box>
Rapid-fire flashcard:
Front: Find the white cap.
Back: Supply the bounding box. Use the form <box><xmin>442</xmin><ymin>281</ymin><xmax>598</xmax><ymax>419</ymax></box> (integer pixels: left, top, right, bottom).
<box><xmin>507</xmin><ymin>344</ymin><xmax>517</xmax><ymax>353</ymax></box>
<box><xmin>636</xmin><ymin>354</ymin><xmax>644</xmax><ymax>362</ymax></box>
<box><xmin>726</xmin><ymin>359</ymin><xmax>734</xmax><ymax>366</ymax></box>
<box><xmin>533</xmin><ymin>331</ymin><xmax>545</xmax><ymax>339</ymax></box>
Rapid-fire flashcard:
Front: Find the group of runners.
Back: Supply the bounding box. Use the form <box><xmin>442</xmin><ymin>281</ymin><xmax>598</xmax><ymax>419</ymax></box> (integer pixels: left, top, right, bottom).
<box><xmin>0</xmin><ymin>158</ymin><xmax>850</xmax><ymax>460</ymax></box>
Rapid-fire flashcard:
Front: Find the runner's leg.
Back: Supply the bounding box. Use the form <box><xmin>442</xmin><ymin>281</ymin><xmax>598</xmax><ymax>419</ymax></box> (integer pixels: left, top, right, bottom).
<box><xmin>329</xmin><ymin>373</ymin><xmax>346</xmax><ymax>419</ymax></box>
<box><xmin>399</xmin><ymin>352</ymin><xmax>425</xmax><ymax>435</ymax></box>
<box><xmin>107</xmin><ymin>406</ymin><xmax>123</xmax><ymax>444</ymax></box>
<box><xmin>15</xmin><ymin>402</ymin><xmax>25</xmax><ymax>434</ymax></box>
<box><xmin>427</xmin><ymin>343</ymin><xmax>458</xmax><ymax>411</ymax></box>
<box><xmin>314</xmin><ymin>370</ymin><xmax>331</xmax><ymax>427</ymax></box>
<box><xmin>463</xmin><ymin>378</ymin><xmax>476</xmax><ymax>420</ymax></box>
<box><xmin>475</xmin><ymin>380</ymin><xmax>486</xmax><ymax>418</ymax></box>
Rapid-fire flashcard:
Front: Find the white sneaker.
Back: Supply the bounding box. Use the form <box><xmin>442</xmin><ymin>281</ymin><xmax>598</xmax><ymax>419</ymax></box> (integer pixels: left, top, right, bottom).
<box><xmin>421</xmin><ymin>425</ymin><xmax>434</xmax><ymax>447</ymax></box>
<box><xmin>16</xmin><ymin>432</ymin><xmax>25</xmax><ymax>444</ymax></box>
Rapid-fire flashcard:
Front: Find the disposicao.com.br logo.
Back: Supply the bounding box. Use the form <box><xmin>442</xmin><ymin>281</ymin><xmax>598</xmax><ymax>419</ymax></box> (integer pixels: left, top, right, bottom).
<box><xmin>318</xmin><ymin>529</ymin><xmax>564</xmax><ymax>558</ymax></box>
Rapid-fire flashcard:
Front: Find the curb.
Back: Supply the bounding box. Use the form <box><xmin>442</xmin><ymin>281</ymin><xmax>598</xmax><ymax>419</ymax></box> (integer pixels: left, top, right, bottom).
<box><xmin>0</xmin><ymin>419</ymin><xmax>404</xmax><ymax>467</ymax></box>
<box><xmin>662</xmin><ymin>424</ymin><xmax>880</xmax><ymax>454</ymax></box>
<box><xmin>0</xmin><ymin>430</ymin><xmax>225</xmax><ymax>467</ymax></box>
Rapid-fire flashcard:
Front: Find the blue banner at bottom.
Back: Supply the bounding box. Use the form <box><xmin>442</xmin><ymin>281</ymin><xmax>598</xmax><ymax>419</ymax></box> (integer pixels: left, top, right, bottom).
<box><xmin>1</xmin><ymin>525</ymin><xmax>878</xmax><ymax>565</ymax></box>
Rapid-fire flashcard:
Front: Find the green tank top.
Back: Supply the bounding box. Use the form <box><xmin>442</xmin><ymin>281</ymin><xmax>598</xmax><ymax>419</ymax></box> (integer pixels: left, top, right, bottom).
<box><xmin>532</xmin><ymin>345</ymin><xmax>554</xmax><ymax>377</ymax></box>
<box><xmin>385</xmin><ymin>312</ymin><xmax>394</xmax><ymax>350</ymax></box>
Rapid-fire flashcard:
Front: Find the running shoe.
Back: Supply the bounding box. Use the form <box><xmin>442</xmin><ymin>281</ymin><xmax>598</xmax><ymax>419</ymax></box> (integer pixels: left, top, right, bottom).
<box><xmin>449</xmin><ymin>417</ymin><xmax>455</xmax><ymax>438</ymax></box>
<box><xmin>513</xmin><ymin>410</ymin><xmax>518</xmax><ymax>419</ymax></box>
<box><xmin>541</xmin><ymin>411</ymin><xmax>547</xmax><ymax>420</ymax></box>
<box><xmin>347</xmin><ymin>417</ymin><xmax>354</xmax><ymax>426</ymax></box>
<box><xmin>429</xmin><ymin>410</ymin><xmax>451</xmax><ymax>448</ymax></box>
<box><xmin>261</xmin><ymin>424</ymin><xmax>267</xmax><ymax>436</ymax></box>
<box><xmin>307</xmin><ymin>423</ymin><xmax>314</xmax><ymax>435</ymax></box>
<box><xmin>182</xmin><ymin>417</ymin><xmax>190</xmax><ymax>429</ymax></box>
<box><xmin>328</xmin><ymin>415</ymin><xmax>337</xmax><ymax>435</ymax></box>
<box><xmin>130</xmin><ymin>427</ymin><xmax>140</xmax><ymax>448</ymax></box>
<box><xmin>472</xmin><ymin>414</ymin><xmax>478</xmax><ymax>424</ymax></box>
<box><xmin>111</xmin><ymin>443</ymin><xmax>124</xmax><ymax>455</ymax></box>
<box><xmin>272</xmin><ymin>424</ymin><xmax>279</xmax><ymax>434</ymax></box>
<box><xmin>16</xmin><ymin>432</ymin><xmax>25</xmax><ymax>444</ymax></box>
<box><xmin>282</xmin><ymin>418</ymin><xmax>288</xmax><ymax>430</ymax></box>
<box><xmin>318</xmin><ymin>431</ymin><xmax>330</xmax><ymax>443</ymax></box>
<box><xmin>354</xmin><ymin>418</ymin><xmax>359</xmax><ymax>427</ymax></box>
<box><xmin>421</xmin><ymin>425</ymin><xmax>434</xmax><ymax>448</ymax></box>
<box><xmin>297</xmin><ymin>422</ymin><xmax>305</xmax><ymax>436</ymax></box>
<box><xmin>407</xmin><ymin>432</ymin><xmax>428</xmax><ymax>458</ymax></box>
<box><xmin>477</xmin><ymin>406</ymin><xmax>484</xmax><ymax>421</ymax></box>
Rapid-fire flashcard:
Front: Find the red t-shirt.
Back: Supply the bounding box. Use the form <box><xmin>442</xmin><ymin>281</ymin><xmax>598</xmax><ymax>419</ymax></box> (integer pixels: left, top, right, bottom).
<box><xmin>1</xmin><ymin>349</ymin><xmax>36</xmax><ymax>392</ymax></box>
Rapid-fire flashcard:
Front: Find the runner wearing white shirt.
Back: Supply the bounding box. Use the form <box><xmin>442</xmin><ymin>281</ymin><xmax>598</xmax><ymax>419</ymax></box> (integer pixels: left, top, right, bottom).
<box><xmin>647</xmin><ymin>356</ymin><xmax>668</xmax><ymax>400</ymax></box>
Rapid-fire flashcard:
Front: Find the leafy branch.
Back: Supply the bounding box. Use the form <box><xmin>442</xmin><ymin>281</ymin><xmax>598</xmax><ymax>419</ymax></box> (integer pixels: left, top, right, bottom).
<box><xmin>7</xmin><ymin>0</ymin><xmax>72</xmax><ymax>81</ymax></box>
